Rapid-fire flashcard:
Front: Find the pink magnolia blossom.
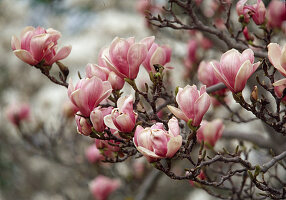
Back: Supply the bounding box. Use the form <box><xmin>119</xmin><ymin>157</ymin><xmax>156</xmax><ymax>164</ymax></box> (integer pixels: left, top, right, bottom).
<box><xmin>267</xmin><ymin>0</ymin><xmax>286</xmax><ymax>28</ymax></box>
<box><xmin>268</xmin><ymin>43</ymin><xmax>286</xmax><ymax>77</ymax></box>
<box><xmin>11</xmin><ymin>26</ymin><xmax>71</xmax><ymax>66</ymax></box>
<box><xmin>134</xmin><ymin>117</ymin><xmax>182</xmax><ymax>162</ymax></box>
<box><xmin>142</xmin><ymin>43</ymin><xmax>172</xmax><ymax>73</ymax></box>
<box><xmin>108</xmin><ymin>71</ymin><xmax>125</xmax><ymax>90</ymax></box>
<box><xmin>187</xmin><ymin>40</ymin><xmax>198</xmax><ymax>63</ymax></box>
<box><xmin>197</xmin><ymin>119</ymin><xmax>224</xmax><ymax>147</ymax></box>
<box><xmin>212</xmin><ymin>49</ymin><xmax>260</xmax><ymax>93</ymax></box>
<box><xmin>240</xmin><ymin>0</ymin><xmax>266</xmax><ymax>25</ymax></box>
<box><xmin>90</xmin><ymin>107</ymin><xmax>113</xmax><ymax>132</ymax></box>
<box><xmin>68</xmin><ymin>76</ymin><xmax>112</xmax><ymax>117</ymax></box>
<box><xmin>89</xmin><ymin>175</ymin><xmax>120</xmax><ymax>200</ymax></box>
<box><xmin>243</xmin><ymin>27</ymin><xmax>254</xmax><ymax>41</ymax></box>
<box><xmin>85</xmin><ymin>144</ymin><xmax>104</xmax><ymax>163</ymax></box>
<box><xmin>6</xmin><ymin>103</ymin><xmax>30</xmax><ymax>126</ymax></box>
<box><xmin>168</xmin><ymin>85</ymin><xmax>211</xmax><ymax>127</ymax></box>
<box><xmin>103</xmin><ymin>36</ymin><xmax>154</xmax><ymax>79</ymax></box>
<box><xmin>236</xmin><ymin>0</ymin><xmax>251</xmax><ymax>23</ymax></box>
<box><xmin>75</xmin><ymin>112</ymin><xmax>92</xmax><ymax>136</ymax></box>
<box><xmin>198</xmin><ymin>60</ymin><xmax>227</xmax><ymax>95</ymax></box>
<box><xmin>273</xmin><ymin>79</ymin><xmax>286</xmax><ymax>103</ymax></box>
<box><xmin>104</xmin><ymin>95</ymin><xmax>138</xmax><ymax>132</ymax></box>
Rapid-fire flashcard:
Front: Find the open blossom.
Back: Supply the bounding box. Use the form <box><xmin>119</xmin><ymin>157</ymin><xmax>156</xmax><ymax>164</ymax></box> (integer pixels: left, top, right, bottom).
<box><xmin>103</xmin><ymin>36</ymin><xmax>154</xmax><ymax>79</ymax></box>
<box><xmin>198</xmin><ymin>60</ymin><xmax>227</xmax><ymax>95</ymax></box>
<box><xmin>142</xmin><ymin>43</ymin><xmax>172</xmax><ymax>73</ymax></box>
<box><xmin>68</xmin><ymin>76</ymin><xmax>112</xmax><ymax>117</ymax></box>
<box><xmin>212</xmin><ymin>49</ymin><xmax>260</xmax><ymax>93</ymax></box>
<box><xmin>104</xmin><ymin>95</ymin><xmax>138</xmax><ymax>132</ymax></box>
<box><xmin>11</xmin><ymin>26</ymin><xmax>71</xmax><ymax>66</ymax></box>
<box><xmin>85</xmin><ymin>144</ymin><xmax>104</xmax><ymax>163</ymax></box>
<box><xmin>90</xmin><ymin>107</ymin><xmax>113</xmax><ymax>132</ymax></box>
<box><xmin>197</xmin><ymin>119</ymin><xmax>224</xmax><ymax>147</ymax></box>
<box><xmin>6</xmin><ymin>103</ymin><xmax>30</xmax><ymax>126</ymax></box>
<box><xmin>134</xmin><ymin>117</ymin><xmax>182</xmax><ymax>162</ymax></box>
<box><xmin>267</xmin><ymin>0</ymin><xmax>286</xmax><ymax>29</ymax></box>
<box><xmin>168</xmin><ymin>85</ymin><xmax>211</xmax><ymax>127</ymax></box>
<box><xmin>89</xmin><ymin>176</ymin><xmax>120</xmax><ymax>200</ymax></box>
<box><xmin>268</xmin><ymin>43</ymin><xmax>286</xmax><ymax>77</ymax></box>
<box><xmin>273</xmin><ymin>79</ymin><xmax>286</xmax><ymax>103</ymax></box>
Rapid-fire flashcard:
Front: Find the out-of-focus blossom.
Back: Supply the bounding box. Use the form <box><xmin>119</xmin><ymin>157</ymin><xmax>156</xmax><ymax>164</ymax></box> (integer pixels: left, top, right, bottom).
<box><xmin>6</xmin><ymin>103</ymin><xmax>30</xmax><ymax>126</ymax></box>
<box><xmin>11</xmin><ymin>26</ymin><xmax>71</xmax><ymax>66</ymax></box>
<box><xmin>133</xmin><ymin>158</ymin><xmax>146</xmax><ymax>178</ymax></box>
<box><xmin>198</xmin><ymin>60</ymin><xmax>227</xmax><ymax>95</ymax></box>
<box><xmin>90</xmin><ymin>107</ymin><xmax>113</xmax><ymax>132</ymax></box>
<box><xmin>273</xmin><ymin>79</ymin><xmax>286</xmax><ymax>103</ymax></box>
<box><xmin>197</xmin><ymin>119</ymin><xmax>224</xmax><ymax>147</ymax></box>
<box><xmin>212</xmin><ymin>49</ymin><xmax>260</xmax><ymax>93</ymax></box>
<box><xmin>75</xmin><ymin>112</ymin><xmax>92</xmax><ymax>136</ymax></box>
<box><xmin>267</xmin><ymin>0</ymin><xmax>286</xmax><ymax>29</ymax></box>
<box><xmin>187</xmin><ymin>40</ymin><xmax>198</xmax><ymax>64</ymax></box>
<box><xmin>247</xmin><ymin>0</ymin><xmax>266</xmax><ymax>25</ymax></box>
<box><xmin>214</xmin><ymin>18</ymin><xmax>226</xmax><ymax>30</ymax></box>
<box><xmin>189</xmin><ymin>171</ymin><xmax>206</xmax><ymax>186</ymax></box>
<box><xmin>85</xmin><ymin>143</ymin><xmax>104</xmax><ymax>163</ymax></box>
<box><xmin>268</xmin><ymin>43</ymin><xmax>286</xmax><ymax>77</ymax></box>
<box><xmin>62</xmin><ymin>100</ymin><xmax>78</xmax><ymax>118</ymax></box>
<box><xmin>236</xmin><ymin>0</ymin><xmax>251</xmax><ymax>23</ymax></box>
<box><xmin>68</xmin><ymin>77</ymin><xmax>112</xmax><ymax>117</ymax></box>
<box><xmin>142</xmin><ymin>43</ymin><xmax>172</xmax><ymax>73</ymax></box>
<box><xmin>134</xmin><ymin>117</ymin><xmax>182</xmax><ymax>162</ymax></box>
<box><xmin>103</xmin><ymin>36</ymin><xmax>154</xmax><ymax>79</ymax></box>
<box><xmin>243</xmin><ymin>27</ymin><xmax>254</xmax><ymax>41</ymax></box>
<box><xmin>104</xmin><ymin>95</ymin><xmax>138</xmax><ymax>132</ymax></box>
<box><xmin>168</xmin><ymin>85</ymin><xmax>211</xmax><ymax>127</ymax></box>
<box><xmin>89</xmin><ymin>175</ymin><xmax>121</xmax><ymax>200</ymax></box>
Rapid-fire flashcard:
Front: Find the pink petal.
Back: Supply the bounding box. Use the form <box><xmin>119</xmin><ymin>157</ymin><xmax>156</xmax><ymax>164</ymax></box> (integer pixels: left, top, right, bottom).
<box><xmin>234</xmin><ymin>60</ymin><xmax>253</xmax><ymax>92</ymax></box>
<box><xmin>168</xmin><ymin>117</ymin><xmax>180</xmax><ymax>137</ymax></box>
<box><xmin>268</xmin><ymin>43</ymin><xmax>284</xmax><ymax>74</ymax></box>
<box><xmin>166</xmin><ymin>135</ymin><xmax>182</xmax><ymax>158</ymax></box>
<box><xmin>139</xmin><ymin>36</ymin><xmax>155</xmax><ymax>50</ymax></box>
<box><xmin>167</xmin><ymin>105</ymin><xmax>189</xmax><ymax>122</ymax></box>
<box><xmin>127</xmin><ymin>43</ymin><xmax>148</xmax><ymax>79</ymax></box>
<box><xmin>103</xmin><ymin>114</ymin><xmax>118</xmax><ymax>130</ymax></box>
<box><xmin>115</xmin><ymin>114</ymin><xmax>135</xmax><ymax>132</ymax></box>
<box><xmin>13</xmin><ymin>49</ymin><xmax>38</xmax><ymax>65</ymax></box>
<box><xmin>134</xmin><ymin>125</ymin><xmax>144</xmax><ymax>146</ymax></box>
<box><xmin>47</xmin><ymin>45</ymin><xmax>72</xmax><ymax>65</ymax></box>
<box><xmin>11</xmin><ymin>36</ymin><xmax>20</xmax><ymax>50</ymax></box>
<box><xmin>193</xmin><ymin>93</ymin><xmax>211</xmax><ymax>126</ymax></box>
<box><xmin>149</xmin><ymin>47</ymin><xmax>166</xmax><ymax>72</ymax></box>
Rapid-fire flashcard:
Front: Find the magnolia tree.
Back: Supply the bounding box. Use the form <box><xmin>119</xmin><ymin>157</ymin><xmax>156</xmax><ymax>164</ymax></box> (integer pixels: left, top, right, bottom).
<box><xmin>8</xmin><ymin>0</ymin><xmax>286</xmax><ymax>199</ymax></box>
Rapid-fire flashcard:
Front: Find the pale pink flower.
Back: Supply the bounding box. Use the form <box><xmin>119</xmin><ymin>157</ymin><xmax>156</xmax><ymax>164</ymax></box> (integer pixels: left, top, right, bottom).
<box><xmin>197</xmin><ymin>119</ymin><xmax>224</xmax><ymax>147</ymax></box>
<box><xmin>75</xmin><ymin>112</ymin><xmax>92</xmax><ymax>136</ymax></box>
<box><xmin>134</xmin><ymin>117</ymin><xmax>182</xmax><ymax>162</ymax></box>
<box><xmin>85</xmin><ymin>144</ymin><xmax>104</xmax><ymax>163</ymax></box>
<box><xmin>273</xmin><ymin>78</ymin><xmax>286</xmax><ymax>103</ymax></box>
<box><xmin>246</xmin><ymin>0</ymin><xmax>266</xmax><ymax>25</ymax></box>
<box><xmin>168</xmin><ymin>85</ymin><xmax>211</xmax><ymax>127</ymax></box>
<box><xmin>104</xmin><ymin>95</ymin><xmax>138</xmax><ymax>132</ymax></box>
<box><xmin>6</xmin><ymin>103</ymin><xmax>30</xmax><ymax>126</ymax></box>
<box><xmin>89</xmin><ymin>176</ymin><xmax>120</xmax><ymax>200</ymax></box>
<box><xmin>268</xmin><ymin>43</ymin><xmax>286</xmax><ymax>77</ymax></box>
<box><xmin>90</xmin><ymin>107</ymin><xmax>113</xmax><ymax>132</ymax></box>
<box><xmin>68</xmin><ymin>76</ymin><xmax>112</xmax><ymax>117</ymax></box>
<box><xmin>142</xmin><ymin>43</ymin><xmax>172</xmax><ymax>73</ymax></box>
<box><xmin>236</xmin><ymin>0</ymin><xmax>251</xmax><ymax>23</ymax></box>
<box><xmin>103</xmin><ymin>36</ymin><xmax>154</xmax><ymax>79</ymax></box>
<box><xmin>267</xmin><ymin>0</ymin><xmax>286</xmax><ymax>28</ymax></box>
<box><xmin>11</xmin><ymin>26</ymin><xmax>71</xmax><ymax>66</ymax></box>
<box><xmin>198</xmin><ymin>60</ymin><xmax>227</xmax><ymax>95</ymax></box>
<box><xmin>212</xmin><ymin>49</ymin><xmax>260</xmax><ymax>93</ymax></box>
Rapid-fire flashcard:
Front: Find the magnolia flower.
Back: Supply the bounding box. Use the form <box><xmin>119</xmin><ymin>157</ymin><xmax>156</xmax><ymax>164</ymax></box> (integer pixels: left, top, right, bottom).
<box><xmin>168</xmin><ymin>85</ymin><xmax>211</xmax><ymax>127</ymax></box>
<box><xmin>238</xmin><ymin>0</ymin><xmax>266</xmax><ymax>25</ymax></box>
<box><xmin>75</xmin><ymin>112</ymin><xmax>92</xmax><ymax>136</ymax></box>
<box><xmin>11</xmin><ymin>26</ymin><xmax>71</xmax><ymax>66</ymax></box>
<box><xmin>85</xmin><ymin>144</ymin><xmax>104</xmax><ymax>163</ymax></box>
<box><xmin>236</xmin><ymin>0</ymin><xmax>251</xmax><ymax>23</ymax></box>
<box><xmin>90</xmin><ymin>107</ymin><xmax>113</xmax><ymax>132</ymax></box>
<box><xmin>142</xmin><ymin>43</ymin><xmax>172</xmax><ymax>73</ymax></box>
<box><xmin>268</xmin><ymin>43</ymin><xmax>286</xmax><ymax>77</ymax></box>
<box><xmin>212</xmin><ymin>49</ymin><xmax>260</xmax><ymax>93</ymax></box>
<box><xmin>89</xmin><ymin>176</ymin><xmax>120</xmax><ymax>200</ymax></box>
<box><xmin>197</xmin><ymin>119</ymin><xmax>224</xmax><ymax>147</ymax></box>
<box><xmin>68</xmin><ymin>76</ymin><xmax>112</xmax><ymax>117</ymax></box>
<box><xmin>103</xmin><ymin>36</ymin><xmax>155</xmax><ymax>79</ymax></box>
<box><xmin>134</xmin><ymin>117</ymin><xmax>182</xmax><ymax>162</ymax></box>
<box><xmin>198</xmin><ymin>60</ymin><xmax>227</xmax><ymax>95</ymax></box>
<box><xmin>104</xmin><ymin>95</ymin><xmax>138</xmax><ymax>132</ymax></box>
<box><xmin>6</xmin><ymin>103</ymin><xmax>30</xmax><ymax>126</ymax></box>
<box><xmin>273</xmin><ymin>79</ymin><xmax>286</xmax><ymax>103</ymax></box>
